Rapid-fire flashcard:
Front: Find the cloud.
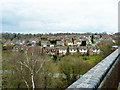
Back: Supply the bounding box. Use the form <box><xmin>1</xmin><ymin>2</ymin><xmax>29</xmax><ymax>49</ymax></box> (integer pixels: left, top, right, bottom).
<box><xmin>1</xmin><ymin>0</ymin><xmax>119</xmax><ymax>33</ymax></box>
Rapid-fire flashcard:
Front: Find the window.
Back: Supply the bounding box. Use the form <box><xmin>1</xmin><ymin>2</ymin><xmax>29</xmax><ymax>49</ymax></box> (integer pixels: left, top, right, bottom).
<box><xmin>97</xmin><ymin>52</ymin><xmax>100</xmax><ymax>54</ymax></box>
<box><xmin>63</xmin><ymin>52</ymin><xmax>66</xmax><ymax>54</ymax></box>
<box><xmin>90</xmin><ymin>52</ymin><xmax>92</xmax><ymax>54</ymax></box>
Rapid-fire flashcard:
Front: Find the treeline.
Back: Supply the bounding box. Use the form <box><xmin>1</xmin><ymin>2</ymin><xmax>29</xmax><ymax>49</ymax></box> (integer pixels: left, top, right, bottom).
<box><xmin>2</xmin><ymin>33</ymin><xmax>42</xmax><ymax>41</ymax></box>
<box><xmin>2</xmin><ymin>32</ymin><xmax>110</xmax><ymax>41</ymax></box>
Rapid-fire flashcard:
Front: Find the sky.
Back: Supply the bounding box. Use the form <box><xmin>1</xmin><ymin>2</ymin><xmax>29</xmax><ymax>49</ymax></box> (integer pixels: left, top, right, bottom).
<box><xmin>0</xmin><ymin>0</ymin><xmax>119</xmax><ymax>34</ymax></box>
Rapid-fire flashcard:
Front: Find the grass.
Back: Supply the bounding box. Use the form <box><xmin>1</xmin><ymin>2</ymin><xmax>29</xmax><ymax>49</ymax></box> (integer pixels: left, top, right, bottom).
<box><xmin>82</xmin><ymin>56</ymin><xmax>90</xmax><ymax>60</ymax></box>
<box><xmin>88</xmin><ymin>44</ymin><xmax>92</xmax><ymax>46</ymax></box>
<box><xmin>86</xmin><ymin>59</ymin><xmax>96</xmax><ymax>64</ymax></box>
<box><xmin>90</xmin><ymin>55</ymin><xmax>100</xmax><ymax>59</ymax></box>
<box><xmin>82</xmin><ymin>55</ymin><xmax>101</xmax><ymax>64</ymax></box>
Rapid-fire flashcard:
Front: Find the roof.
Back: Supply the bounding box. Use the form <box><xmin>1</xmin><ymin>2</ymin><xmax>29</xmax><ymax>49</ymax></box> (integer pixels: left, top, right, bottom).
<box><xmin>112</xmin><ymin>46</ymin><xmax>118</xmax><ymax>48</ymax></box>
<box><xmin>57</xmin><ymin>41</ymin><xmax>64</xmax><ymax>44</ymax></box>
<box><xmin>69</xmin><ymin>46</ymin><xmax>77</xmax><ymax>49</ymax></box>
<box><xmin>78</xmin><ymin>46</ymin><xmax>100</xmax><ymax>49</ymax></box>
<box><xmin>45</xmin><ymin>47</ymin><xmax>56</xmax><ymax>49</ymax></box>
<box><xmin>79</xmin><ymin>46</ymin><xmax>88</xmax><ymax>49</ymax></box>
<box><xmin>57</xmin><ymin>46</ymin><xmax>67</xmax><ymax>49</ymax></box>
<box><xmin>41</xmin><ymin>40</ymin><xmax>50</xmax><ymax>44</ymax></box>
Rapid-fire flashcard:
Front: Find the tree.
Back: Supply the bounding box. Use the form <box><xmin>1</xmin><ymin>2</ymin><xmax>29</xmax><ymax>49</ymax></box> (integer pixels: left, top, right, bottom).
<box><xmin>2</xmin><ymin>50</ymin><xmax>58</xmax><ymax>89</ymax></box>
<box><xmin>72</xmin><ymin>38</ymin><xmax>74</xmax><ymax>44</ymax></box>
<box><xmin>15</xmin><ymin>53</ymin><xmax>48</xmax><ymax>89</ymax></box>
<box><xmin>100</xmin><ymin>35</ymin><xmax>102</xmax><ymax>38</ymax></box>
<box><xmin>58</xmin><ymin>55</ymin><xmax>91</xmax><ymax>88</ymax></box>
<box><xmin>96</xmin><ymin>40</ymin><xmax>114</xmax><ymax>58</ymax></box>
<box><xmin>91</xmin><ymin>34</ymin><xmax>94</xmax><ymax>43</ymax></box>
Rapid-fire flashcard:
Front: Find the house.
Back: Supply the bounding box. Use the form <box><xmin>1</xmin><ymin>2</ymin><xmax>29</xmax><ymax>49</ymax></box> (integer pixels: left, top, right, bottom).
<box><xmin>66</xmin><ymin>40</ymin><xmax>73</xmax><ymax>46</ymax></box>
<box><xmin>20</xmin><ymin>46</ymin><xmax>43</xmax><ymax>55</ymax></box>
<box><xmin>41</xmin><ymin>35</ymin><xmax>47</xmax><ymax>39</ymax></box>
<box><xmin>88</xmin><ymin>46</ymin><xmax>100</xmax><ymax>55</ymax></box>
<box><xmin>13</xmin><ymin>41</ymin><xmax>22</xmax><ymax>45</ymax></box>
<box><xmin>92</xmin><ymin>47</ymin><xmax>97</xmax><ymax>55</ymax></box>
<box><xmin>96</xmin><ymin>48</ymin><xmax>101</xmax><ymax>55</ymax></box>
<box><xmin>57</xmin><ymin>41</ymin><xmax>64</xmax><ymax>46</ymax></box>
<box><xmin>45</xmin><ymin>47</ymin><xmax>56</xmax><ymax>55</ymax></box>
<box><xmin>86</xmin><ymin>38</ymin><xmax>92</xmax><ymax>45</ymax></box>
<box><xmin>48</xmin><ymin>36</ymin><xmax>57</xmax><ymax>41</ymax></box>
<box><xmin>50</xmin><ymin>44</ymin><xmax>54</xmax><ymax>47</ymax></box>
<box><xmin>79</xmin><ymin>46</ymin><xmax>88</xmax><ymax>55</ymax></box>
<box><xmin>69</xmin><ymin>46</ymin><xmax>77</xmax><ymax>55</ymax></box>
<box><xmin>74</xmin><ymin>39</ymin><xmax>82</xmax><ymax>46</ymax></box>
<box><xmin>12</xmin><ymin>46</ymin><xmax>20</xmax><ymax>52</ymax></box>
<box><xmin>94</xmin><ymin>35</ymin><xmax>100</xmax><ymax>39</ymax></box>
<box><xmin>31</xmin><ymin>40</ymin><xmax>36</xmax><ymax>45</ymax></box>
<box><xmin>41</xmin><ymin>40</ymin><xmax>50</xmax><ymax>47</ymax></box>
<box><xmin>58</xmin><ymin>46</ymin><xmax>67</xmax><ymax>56</ymax></box>
<box><xmin>111</xmin><ymin>46</ymin><xmax>118</xmax><ymax>53</ymax></box>
<box><xmin>46</xmin><ymin>44</ymin><xmax>54</xmax><ymax>47</ymax></box>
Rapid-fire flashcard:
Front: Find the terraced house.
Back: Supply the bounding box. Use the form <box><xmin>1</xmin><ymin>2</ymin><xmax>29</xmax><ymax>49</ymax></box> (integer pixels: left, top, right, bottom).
<box><xmin>79</xmin><ymin>46</ymin><xmax>88</xmax><ymax>55</ymax></box>
<box><xmin>88</xmin><ymin>46</ymin><xmax>101</xmax><ymax>55</ymax></box>
<box><xmin>74</xmin><ymin>39</ymin><xmax>82</xmax><ymax>46</ymax></box>
<box><xmin>57</xmin><ymin>46</ymin><xmax>67</xmax><ymax>56</ymax></box>
<box><xmin>57</xmin><ymin>41</ymin><xmax>65</xmax><ymax>46</ymax></box>
<box><xmin>41</xmin><ymin>40</ymin><xmax>50</xmax><ymax>47</ymax></box>
<box><xmin>45</xmin><ymin>47</ymin><xmax>56</xmax><ymax>55</ymax></box>
<box><xmin>69</xmin><ymin>46</ymin><xmax>77</xmax><ymax>55</ymax></box>
<box><xmin>66</xmin><ymin>40</ymin><xmax>73</xmax><ymax>46</ymax></box>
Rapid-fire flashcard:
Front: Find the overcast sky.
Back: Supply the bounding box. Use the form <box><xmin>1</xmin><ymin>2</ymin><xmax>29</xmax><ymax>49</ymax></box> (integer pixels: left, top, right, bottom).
<box><xmin>1</xmin><ymin>0</ymin><xmax>119</xmax><ymax>34</ymax></box>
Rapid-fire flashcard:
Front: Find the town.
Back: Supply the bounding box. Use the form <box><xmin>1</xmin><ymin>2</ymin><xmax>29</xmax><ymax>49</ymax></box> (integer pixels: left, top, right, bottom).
<box><xmin>2</xmin><ymin>33</ymin><xmax>118</xmax><ymax>56</ymax></box>
<box><xmin>1</xmin><ymin>32</ymin><xmax>119</xmax><ymax>88</ymax></box>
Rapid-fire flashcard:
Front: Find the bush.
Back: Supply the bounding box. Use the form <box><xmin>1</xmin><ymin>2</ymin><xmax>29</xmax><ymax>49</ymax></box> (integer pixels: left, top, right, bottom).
<box><xmin>58</xmin><ymin>55</ymin><xmax>91</xmax><ymax>88</ymax></box>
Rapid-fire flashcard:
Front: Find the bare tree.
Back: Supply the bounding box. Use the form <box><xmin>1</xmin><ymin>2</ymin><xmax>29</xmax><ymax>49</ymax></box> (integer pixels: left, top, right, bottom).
<box><xmin>14</xmin><ymin>51</ymin><xmax>50</xmax><ymax>89</ymax></box>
